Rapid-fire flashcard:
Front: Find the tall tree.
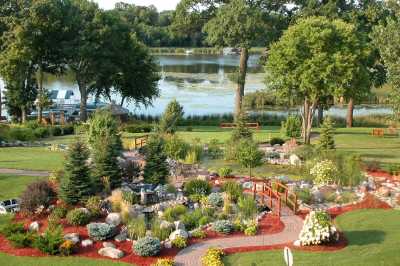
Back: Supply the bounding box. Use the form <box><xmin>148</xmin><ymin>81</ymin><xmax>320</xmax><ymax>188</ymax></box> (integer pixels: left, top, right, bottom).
<box><xmin>265</xmin><ymin>17</ymin><xmax>370</xmax><ymax>144</ymax></box>
<box><xmin>173</xmin><ymin>0</ymin><xmax>287</xmax><ymax>117</ymax></box>
<box><xmin>294</xmin><ymin>0</ymin><xmax>388</xmax><ymax>127</ymax></box>
<box><xmin>373</xmin><ymin>1</ymin><xmax>400</xmax><ymax>122</ymax></box>
<box><xmin>158</xmin><ymin>99</ymin><xmax>184</xmax><ymax>134</ymax></box>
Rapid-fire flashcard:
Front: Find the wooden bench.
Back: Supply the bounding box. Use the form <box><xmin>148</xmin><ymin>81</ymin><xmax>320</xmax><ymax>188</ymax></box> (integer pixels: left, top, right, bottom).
<box><xmin>388</xmin><ymin>126</ymin><xmax>398</xmax><ymax>136</ymax></box>
<box><xmin>220</xmin><ymin>122</ymin><xmax>261</xmax><ymax>130</ymax></box>
<box><xmin>372</xmin><ymin>128</ymin><xmax>384</xmax><ymax>137</ymax></box>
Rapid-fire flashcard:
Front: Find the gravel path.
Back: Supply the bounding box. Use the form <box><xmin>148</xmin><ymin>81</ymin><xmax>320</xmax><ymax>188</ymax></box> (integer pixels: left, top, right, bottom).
<box><xmin>174</xmin><ymin>210</ymin><xmax>303</xmax><ymax>266</ymax></box>
<box><xmin>0</xmin><ymin>168</ymin><xmax>49</xmax><ymax>177</ymax></box>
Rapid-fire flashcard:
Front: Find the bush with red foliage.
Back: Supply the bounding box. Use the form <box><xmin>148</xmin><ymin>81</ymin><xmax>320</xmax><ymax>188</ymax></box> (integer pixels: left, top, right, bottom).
<box><xmin>20</xmin><ymin>181</ymin><xmax>56</xmax><ymax>214</ymax></box>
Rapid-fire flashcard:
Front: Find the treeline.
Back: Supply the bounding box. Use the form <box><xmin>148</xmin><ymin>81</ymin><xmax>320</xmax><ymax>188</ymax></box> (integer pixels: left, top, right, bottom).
<box><xmin>127</xmin><ymin>113</ymin><xmax>389</xmax><ymax>128</ymax></box>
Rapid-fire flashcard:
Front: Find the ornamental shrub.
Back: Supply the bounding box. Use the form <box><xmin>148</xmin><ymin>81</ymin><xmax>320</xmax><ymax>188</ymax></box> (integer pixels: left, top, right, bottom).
<box><xmin>8</xmin><ymin>232</ymin><xmax>37</xmax><ymax>248</ymax></box>
<box><xmin>244</xmin><ymin>222</ymin><xmax>258</xmax><ymax>236</ymax></box>
<box><xmin>66</xmin><ymin>208</ymin><xmax>90</xmax><ymax>226</ymax></box>
<box><xmin>184</xmin><ymin>179</ymin><xmax>211</xmax><ymax>197</ymax></box>
<box><xmin>208</xmin><ymin>139</ymin><xmax>222</xmax><ymax>159</ymax></box>
<box><xmin>87</xmin><ymin>223</ymin><xmax>117</xmax><ymax>241</ymax></box>
<box><xmin>52</xmin><ymin>206</ymin><xmax>68</xmax><ymax>219</ymax></box>
<box><xmin>191</xmin><ymin>229</ymin><xmax>206</xmax><ymax>239</ymax></box>
<box><xmin>281</xmin><ymin>115</ymin><xmax>301</xmax><ymax>138</ymax></box>
<box><xmin>163</xmin><ymin>204</ymin><xmax>187</xmax><ymax>222</ymax></box>
<box><xmin>85</xmin><ymin>196</ymin><xmax>102</xmax><ymax>218</ymax></box>
<box><xmin>180</xmin><ymin>209</ymin><xmax>203</xmax><ymax>231</ymax></box>
<box><xmin>34</xmin><ymin>225</ymin><xmax>64</xmax><ymax>255</ymax></box>
<box><xmin>207</xmin><ymin>193</ymin><xmax>223</xmax><ymax>207</ymax></box>
<box><xmin>127</xmin><ymin>217</ymin><xmax>147</xmax><ymax>240</ymax></box>
<box><xmin>201</xmin><ymin>247</ymin><xmax>224</xmax><ymax>266</ymax></box>
<box><xmin>48</xmin><ymin>213</ymin><xmax>61</xmax><ymax>230</ymax></box>
<box><xmin>51</xmin><ymin>126</ymin><xmax>63</xmax><ymax>137</ymax></box>
<box><xmin>221</xmin><ymin>181</ymin><xmax>243</xmax><ymax>202</ymax></box>
<box><xmin>218</xmin><ymin>167</ymin><xmax>232</xmax><ymax>178</ymax></box>
<box><xmin>310</xmin><ymin>160</ymin><xmax>338</xmax><ymax>186</ymax></box>
<box><xmin>151</xmin><ymin>219</ymin><xmax>173</xmax><ymax>241</ymax></box>
<box><xmin>33</xmin><ymin>127</ymin><xmax>51</xmax><ymax>138</ymax></box>
<box><xmin>20</xmin><ymin>181</ymin><xmax>56</xmax><ymax>214</ymax></box>
<box><xmin>299</xmin><ymin>210</ymin><xmax>338</xmax><ymax>246</ymax></box>
<box><xmin>270</xmin><ymin>137</ymin><xmax>285</xmax><ymax>146</ymax></box>
<box><xmin>0</xmin><ymin>222</ymin><xmax>25</xmax><ymax>237</ymax></box>
<box><xmin>212</xmin><ymin>220</ymin><xmax>234</xmax><ymax>234</ymax></box>
<box><xmin>318</xmin><ymin>117</ymin><xmax>335</xmax><ymax>150</ymax></box>
<box><xmin>171</xmin><ymin>236</ymin><xmax>187</xmax><ymax>249</ymax></box>
<box><xmin>133</xmin><ymin>236</ymin><xmax>161</xmax><ymax>257</ymax></box>
<box><xmin>199</xmin><ymin>216</ymin><xmax>211</xmax><ymax>227</ymax></box>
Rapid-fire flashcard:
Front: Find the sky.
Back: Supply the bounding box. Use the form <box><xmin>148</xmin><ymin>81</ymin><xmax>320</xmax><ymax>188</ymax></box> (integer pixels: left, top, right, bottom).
<box><xmin>94</xmin><ymin>0</ymin><xmax>180</xmax><ymax>11</ymax></box>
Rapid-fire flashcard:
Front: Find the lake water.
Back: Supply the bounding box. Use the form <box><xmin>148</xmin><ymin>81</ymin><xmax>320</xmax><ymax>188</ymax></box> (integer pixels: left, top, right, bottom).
<box><xmin>0</xmin><ymin>54</ymin><xmax>393</xmax><ymax>117</ymax></box>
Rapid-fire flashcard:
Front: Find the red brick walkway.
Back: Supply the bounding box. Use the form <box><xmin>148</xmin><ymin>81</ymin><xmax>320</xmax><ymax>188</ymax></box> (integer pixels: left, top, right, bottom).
<box><xmin>174</xmin><ymin>209</ymin><xmax>303</xmax><ymax>266</ymax></box>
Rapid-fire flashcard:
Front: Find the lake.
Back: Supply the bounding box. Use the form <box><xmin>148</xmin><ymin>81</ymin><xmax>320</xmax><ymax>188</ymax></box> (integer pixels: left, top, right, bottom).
<box><xmin>0</xmin><ymin>54</ymin><xmax>393</xmax><ymax>117</ymax></box>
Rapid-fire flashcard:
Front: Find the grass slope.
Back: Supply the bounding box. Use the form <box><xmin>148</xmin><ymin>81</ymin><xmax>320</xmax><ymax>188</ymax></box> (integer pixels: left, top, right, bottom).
<box><xmin>224</xmin><ymin>209</ymin><xmax>400</xmax><ymax>266</ymax></box>
<box><xmin>0</xmin><ymin>174</ymin><xmax>45</xmax><ymax>200</ymax></box>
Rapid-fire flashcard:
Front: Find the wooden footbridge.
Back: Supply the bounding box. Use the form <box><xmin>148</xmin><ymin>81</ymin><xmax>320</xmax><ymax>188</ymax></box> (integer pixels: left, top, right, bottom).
<box><xmin>245</xmin><ymin>180</ymin><xmax>298</xmax><ymax>217</ymax></box>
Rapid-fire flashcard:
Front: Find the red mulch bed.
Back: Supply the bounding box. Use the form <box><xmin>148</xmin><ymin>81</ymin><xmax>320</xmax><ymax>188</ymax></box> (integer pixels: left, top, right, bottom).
<box><xmin>328</xmin><ymin>193</ymin><xmax>392</xmax><ymax>219</ymax></box>
<box><xmin>1</xmin><ymin>213</ymin><xmax>180</xmax><ymax>266</ymax></box>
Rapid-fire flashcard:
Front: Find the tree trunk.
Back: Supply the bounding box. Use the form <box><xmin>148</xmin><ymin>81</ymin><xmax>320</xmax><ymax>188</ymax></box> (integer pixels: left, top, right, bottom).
<box><xmin>249</xmin><ymin>166</ymin><xmax>252</xmax><ymax>179</ymax></box>
<box><xmin>37</xmin><ymin>66</ymin><xmax>44</xmax><ymax>123</ymax></box>
<box><xmin>235</xmin><ymin>48</ymin><xmax>249</xmax><ymax>119</ymax></box>
<box><xmin>78</xmin><ymin>80</ymin><xmax>88</xmax><ymax>122</ymax></box>
<box><xmin>317</xmin><ymin>105</ymin><xmax>324</xmax><ymax>126</ymax></box>
<box><xmin>120</xmin><ymin>97</ymin><xmax>126</xmax><ymax>107</ymax></box>
<box><xmin>346</xmin><ymin>98</ymin><xmax>354</xmax><ymax>128</ymax></box>
<box><xmin>301</xmin><ymin>98</ymin><xmax>317</xmax><ymax>145</ymax></box>
<box><xmin>21</xmin><ymin>106</ymin><xmax>26</xmax><ymax>124</ymax></box>
<box><xmin>0</xmin><ymin>88</ymin><xmax>2</xmax><ymax>118</ymax></box>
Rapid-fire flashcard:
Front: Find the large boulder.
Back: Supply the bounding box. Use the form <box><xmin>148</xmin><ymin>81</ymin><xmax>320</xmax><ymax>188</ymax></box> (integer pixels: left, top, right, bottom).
<box><xmin>98</xmin><ymin>247</ymin><xmax>124</xmax><ymax>259</ymax></box>
<box><xmin>169</xmin><ymin>229</ymin><xmax>188</xmax><ymax>241</ymax></box>
<box><xmin>64</xmin><ymin>233</ymin><xmax>80</xmax><ymax>245</ymax></box>
<box><xmin>106</xmin><ymin>213</ymin><xmax>122</xmax><ymax>226</ymax></box>
<box><xmin>29</xmin><ymin>221</ymin><xmax>40</xmax><ymax>232</ymax></box>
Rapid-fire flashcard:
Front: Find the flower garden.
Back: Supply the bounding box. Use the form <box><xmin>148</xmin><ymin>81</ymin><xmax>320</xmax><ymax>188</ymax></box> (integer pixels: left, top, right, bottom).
<box><xmin>0</xmin><ymin>105</ymin><xmax>399</xmax><ymax>266</ymax></box>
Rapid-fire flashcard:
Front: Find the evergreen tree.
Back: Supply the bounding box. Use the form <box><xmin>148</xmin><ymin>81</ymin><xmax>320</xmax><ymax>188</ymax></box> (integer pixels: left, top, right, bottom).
<box><xmin>318</xmin><ymin>117</ymin><xmax>335</xmax><ymax>150</ymax></box>
<box><xmin>143</xmin><ymin>135</ymin><xmax>169</xmax><ymax>184</ymax></box>
<box><xmin>231</xmin><ymin>111</ymin><xmax>253</xmax><ymax>141</ymax></box>
<box><xmin>92</xmin><ymin>134</ymin><xmax>122</xmax><ymax>191</ymax></box>
<box><xmin>158</xmin><ymin>100</ymin><xmax>184</xmax><ymax>135</ymax></box>
<box><xmin>60</xmin><ymin>139</ymin><xmax>93</xmax><ymax>204</ymax></box>
<box><xmin>88</xmin><ymin>110</ymin><xmax>123</xmax><ymax>192</ymax></box>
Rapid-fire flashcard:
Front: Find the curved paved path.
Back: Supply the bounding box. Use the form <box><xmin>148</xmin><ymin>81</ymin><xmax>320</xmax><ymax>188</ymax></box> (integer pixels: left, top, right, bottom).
<box><xmin>0</xmin><ymin>168</ymin><xmax>49</xmax><ymax>177</ymax></box>
<box><xmin>174</xmin><ymin>210</ymin><xmax>303</xmax><ymax>266</ymax></box>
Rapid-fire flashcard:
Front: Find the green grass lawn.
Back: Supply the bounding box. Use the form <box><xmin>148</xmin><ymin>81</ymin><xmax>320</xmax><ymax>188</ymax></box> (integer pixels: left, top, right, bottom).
<box><xmin>0</xmin><ymin>147</ymin><xmax>65</xmax><ymax>171</ymax></box>
<box><xmin>0</xmin><ymin>174</ymin><xmax>45</xmax><ymax>200</ymax></box>
<box><xmin>333</xmin><ymin>127</ymin><xmax>400</xmax><ymax>165</ymax></box>
<box><xmin>224</xmin><ymin>209</ymin><xmax>400</xmax><ymax>266</ymax></box>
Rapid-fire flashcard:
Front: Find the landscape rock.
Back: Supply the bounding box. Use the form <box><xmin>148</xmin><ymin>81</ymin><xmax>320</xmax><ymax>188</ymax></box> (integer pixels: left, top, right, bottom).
<box><xmin>164</xmin><ymin>240</ymin><xmax>172</xmax><ymax>249</ymax></box>
<box><xmin>81</xmin><ymin>239</ymin><xmax>93</xmax><ymax>247</ymax></box>
<box><xmin>77</xmin><ymin>207</ymin><xmax>90</xmax><ymax>215</ymax></box>
<box><xmin>293</xmin><ymin>240</ymin><xmax>301</xmax><ymax>246</ymax></box>
<box><xmin>29</xmin><ymin>221</ymin><xmax>40</xmax><ymax>232</ymax></box>
<box><xmin>106</xmin><ymin>213</ymin><xmax>122</xmax><ymax>226</ymax></box>
<box><xmin>115</xmin><ymin>232</ymin><xmax>127</xmax><ymax>242</ymax></box>
<box><xmin>169</xmin><ymin>229</ymin><xmax>188</xmax><ymax>241</ymax></box>
<box><xmin>103</xmin><ymin>242</ymin><xmax>116</xmax><ymax>248</ymax></box>
<box><xmin>98</xmin><ymin>247</ymin><xmax>124</xmax><ymax>259</ymax></box>
<box><xmin>64</xmin><ymin>233</ymin><xmax>80</xmax><ymax>245</ymax></box>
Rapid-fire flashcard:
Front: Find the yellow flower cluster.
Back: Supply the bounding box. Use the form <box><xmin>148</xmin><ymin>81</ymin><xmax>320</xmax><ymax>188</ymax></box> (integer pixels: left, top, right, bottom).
<box><xmin>152</xmin><ymin>258</ymin><xmax>174</xmax><ymax>266</ymax></box>
<box><xmin>202</xmin><ymin>247</ymin><xmax>225</xmax><ymax>266</ymax></box>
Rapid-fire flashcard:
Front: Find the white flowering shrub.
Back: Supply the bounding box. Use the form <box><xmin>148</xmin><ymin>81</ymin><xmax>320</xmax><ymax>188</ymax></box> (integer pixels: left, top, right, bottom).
<box><xmin>299</xmin><ymin>210</ymin><xmax>338</xmax><ymax>246</ymax></box>
<box><xmin>310</xmin><ymin>160</ymin><xmax>338</xmax><ymax>186</ymax></box>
